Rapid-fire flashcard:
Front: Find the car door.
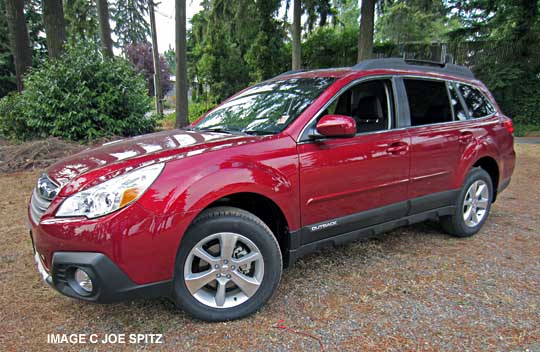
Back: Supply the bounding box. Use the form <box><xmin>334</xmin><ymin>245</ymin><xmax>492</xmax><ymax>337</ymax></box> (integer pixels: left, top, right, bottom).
<box><xmin>297</xmin><ymin>78</ymin><xmax>411</xmax><ymax>243</ymax></box>
<box><xmin>402</xmin><ymin>77</ymin><xmax>470</xmax><ymax>213</ymax></box>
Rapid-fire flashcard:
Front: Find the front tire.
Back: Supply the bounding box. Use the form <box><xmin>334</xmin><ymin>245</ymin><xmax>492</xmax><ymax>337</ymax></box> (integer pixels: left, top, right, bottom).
<box><xmin>440</xmin><ymin>167</ymin><xmax>493</xmax><ymax>237</ymax></box>
<box><xmin>173</xmin><ymin>206</ymin><xmax>282</xmax><ymax>321</ymax></box>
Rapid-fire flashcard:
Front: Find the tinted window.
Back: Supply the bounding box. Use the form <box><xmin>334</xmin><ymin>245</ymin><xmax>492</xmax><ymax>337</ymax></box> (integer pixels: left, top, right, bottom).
<box><xmin>457</xmin><ymin>84</ymin><xmax>496</xmax><ymax>118</ymax></box>
<box><xmin>448</xmin><ymin>83</ymin><xmax>468</xmax><ymax>120</ymax></box>
<box><xmin>324</xmin><ymin>80</ymin><xmax>392</xmax><ymax>133</ymax></box>
<box><xmin>194</xmin><ymin>77</ymin><xmax>335</xmax><ymax>134</ymax></box>
<box><xmin>404</xmin><ymin>79</ymin><xmax>452</xmax><ymax>126</ymax></box>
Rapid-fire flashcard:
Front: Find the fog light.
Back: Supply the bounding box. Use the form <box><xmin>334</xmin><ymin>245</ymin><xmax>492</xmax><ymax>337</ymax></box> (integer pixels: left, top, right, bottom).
<box><xmin>74</xmin><ymin>268</ymin><xmax>93</xmax><ymax>292</ymax></box>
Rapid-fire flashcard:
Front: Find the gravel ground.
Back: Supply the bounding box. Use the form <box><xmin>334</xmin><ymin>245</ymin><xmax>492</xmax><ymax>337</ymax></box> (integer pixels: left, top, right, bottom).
<box><xmin>0</xmin><ymin>144</ymin><xmax>539</xmax><ymax>351</ymax></box>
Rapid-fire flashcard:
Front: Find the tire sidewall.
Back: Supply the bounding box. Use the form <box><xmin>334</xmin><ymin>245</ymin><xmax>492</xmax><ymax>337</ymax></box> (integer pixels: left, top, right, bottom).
<box><xmin>454</xmin><ymin>168</ymin><xmax>493</xmax><ymax>236</ymax></box>
<box><xmin>173</xmin><ymin>209</ymin><xmax>282</xmax><ymax>321</ymax></box>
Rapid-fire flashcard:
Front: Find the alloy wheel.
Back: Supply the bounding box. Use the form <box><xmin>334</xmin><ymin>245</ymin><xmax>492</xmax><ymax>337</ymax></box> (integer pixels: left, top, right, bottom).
<box><xmin>183</xmin><ymin>232</ymin><xmax>264</xmax><ymax>308</ymax></box>
<box><xmin>462</xmin><ymin>180</ymin><xmax>490</xmax><ymax>227</ymax></box>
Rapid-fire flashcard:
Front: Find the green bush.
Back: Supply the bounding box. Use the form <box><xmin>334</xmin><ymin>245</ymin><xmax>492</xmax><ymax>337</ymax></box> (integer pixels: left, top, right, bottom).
<box><xmin>0</xmin><ymin>42</ymin><xmax>154</xmax><ymax>141</ymax></box>
<box><xmin>189</xmin><ymin>101</ymin><xmax>214</xmax><ymax>122</ymax></box>
<box><xmin>158</xmin><ymin>101</ymin><xmax>215</xmax><ymax>129</ymax></box>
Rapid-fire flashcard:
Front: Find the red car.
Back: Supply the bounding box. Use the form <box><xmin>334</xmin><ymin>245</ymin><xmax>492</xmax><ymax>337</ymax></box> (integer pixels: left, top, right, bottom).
<box><xmin>28</xmin><ymin>58</ymin><xmax>515</xmax><ymax>321</ymax></box>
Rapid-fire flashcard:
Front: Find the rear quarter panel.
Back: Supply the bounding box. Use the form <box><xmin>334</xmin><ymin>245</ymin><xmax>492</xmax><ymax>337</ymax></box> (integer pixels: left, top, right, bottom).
<box><xmin>451</xmin><ymin>115</ymin><xmax>515</xmax><ymax>190</ymax></box>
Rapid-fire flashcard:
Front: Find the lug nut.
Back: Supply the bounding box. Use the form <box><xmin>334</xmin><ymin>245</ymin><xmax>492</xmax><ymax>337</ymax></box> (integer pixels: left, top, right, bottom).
<box><xmin>214</xmin><ymin>264</ymin><xmax>219</xmax><ymax>269</ymax></box>
<box><xmin>226</xmin><ymin>274</ymin><xmax>231</xmax><ymax>279</ymax></box>
<box><xmin>231</xmin><ymin>265</ymin><xmax>236</xmax><ymax>270</ymax></box>
<box><xmin>216</xmin><ymin>273</ymin><xmax>221</xmax><ymax>278</ymax></box>
<box><xmin>223</xmin><ymin>260</ymin><xmax>228</xmax><ymax>264</ymax></box>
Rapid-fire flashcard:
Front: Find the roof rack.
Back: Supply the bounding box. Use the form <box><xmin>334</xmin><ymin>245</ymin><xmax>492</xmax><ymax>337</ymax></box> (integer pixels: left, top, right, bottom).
<box><xmin>352</xmin><ymin>58</ymin><xmax>475</xmax><ymax>79</ymax></box>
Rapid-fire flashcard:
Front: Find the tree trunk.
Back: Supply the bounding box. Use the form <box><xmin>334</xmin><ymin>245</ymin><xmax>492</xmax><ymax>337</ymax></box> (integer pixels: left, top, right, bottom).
<box><xmin>149</xmin><ymin>0</ymin><xmax>163</xmax><ymax>116</ymax></box>
<box><xmin>291</xmin><ymin>0</ymin><xmax>301</xmax><ymax>70</ymax></box>
<box><xmin>5</xmin><ymin>0</ymin><xmax>32</xmax><ymax>91</ymax></box>
<box><xmin>96</xmin><ymin>0</ymin><xmax>113</xmax><ymax>57</ymax></box>
<box><xmin>175</xmin><ymin>0</ymin><xmax>189</xmax><ymax>128</ymax></box>
<box><xmin>357</xmin><ymin>0</ymin><xmax>375</xmax><ymax>63</ymax></box>
<box><xmin>43</xmin><ymin>0</ymin><xmax>67</xmax><ymax>59</ymax></box>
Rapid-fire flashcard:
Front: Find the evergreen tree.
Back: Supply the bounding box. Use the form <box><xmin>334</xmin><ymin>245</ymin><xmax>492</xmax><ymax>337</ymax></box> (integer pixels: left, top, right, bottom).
<box><xmin>64</xmin><ymin>0</ymin><xmax>99</xmax><ymax>42</ymax></box>
<box><xmin>357</xmin><ymin>0</ymin><xmax>375</xmax><ymax>62</ymax></box>
<box><xmin>43</xmin><ymin>0</ymin><xmax>67</xmax><ymax>58</ymax></box>
<box><xmin>96</xmin><ymin>0</ymin><xmax>113</xmax><ymax>57</ymax></box>
<box><xmin>176</xmin><ymin>0</ymin><xmax>189</xmax><ymax>127</ymax></box>
<box><xmin>111</xmin><ymin>0</ymin><xmax>150</xmax><ymax>49</ymax></box>
<box><xmin>0</xmin><ymin>0</ymin><xmax>16</xmax><ymax>97</ymax></box>
<box><xmin>292</xmin><ymin>0</ymin><xmax>301</xmax><ymax>69</ymax></box>
<box><xmin>5</xmin><ymin>0</ymin><xmax>32</xmax><ymax>90</ymax></box>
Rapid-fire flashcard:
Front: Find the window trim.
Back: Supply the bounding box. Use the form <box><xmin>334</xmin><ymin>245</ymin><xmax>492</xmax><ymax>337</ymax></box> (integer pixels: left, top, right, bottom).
<box><xmin>453</xmin><ymin>82</ymin><xmax>497</xmax><ymax>120</ymax></box>
<box><xmin>298</xmin><ymin>74</ymin><xmax>499</xmax><ymax>142</ymax></box>
<box><xmin>298</xmin><ymin>75</ymin><xmax>398</xmax><ymax>142</ymax></box>
<box><xmin>398</xmin><ymin>75</ymin><xmax>497</xmax><ymax>129</ymax></box>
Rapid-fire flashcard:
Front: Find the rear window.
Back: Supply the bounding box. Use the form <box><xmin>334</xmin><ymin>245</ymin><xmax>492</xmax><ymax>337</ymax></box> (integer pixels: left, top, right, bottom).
<box><xmin>404</xmin><ymin>79</ymin><xmax>452</xmax><ymax>126</ymax></box>
<box><xmin>456</xmin><ymin>84</ymin><xmax>496</xmax><ymax>118</ymax></box>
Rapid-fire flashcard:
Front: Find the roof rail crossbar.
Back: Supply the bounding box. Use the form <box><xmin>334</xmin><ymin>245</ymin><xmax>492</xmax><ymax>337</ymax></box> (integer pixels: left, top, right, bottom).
<box><xmin>352</xmin><ymin>58</ymin><xmax>475</xmax><ymax>79</ymax></box>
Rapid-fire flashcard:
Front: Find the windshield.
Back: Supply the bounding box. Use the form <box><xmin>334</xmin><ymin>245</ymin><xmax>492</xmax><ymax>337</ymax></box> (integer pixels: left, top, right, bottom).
<box><xmin>192</xmin><ymin>77</ymin><xmax>335</xmax><ymax>135</ymax></box>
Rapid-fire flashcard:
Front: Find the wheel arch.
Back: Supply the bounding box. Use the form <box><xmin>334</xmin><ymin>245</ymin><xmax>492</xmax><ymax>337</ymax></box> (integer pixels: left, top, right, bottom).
<box><xmin>181</xmin><ymin>191</ymin><xmax>291</xmax><ymax>262</ymax></box>
<box><xmin>472</xmin><ymin>156</ymin><xmax>500</xmax><ymax>201</ymax></box>
<box><xmin>203</xmin><ymin>193</ymin><xmax>289</xmax><ymax>254</ymax></box>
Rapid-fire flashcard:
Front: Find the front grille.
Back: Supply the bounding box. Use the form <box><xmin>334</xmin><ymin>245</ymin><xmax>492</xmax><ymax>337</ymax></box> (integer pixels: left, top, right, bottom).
<box><xmin>30</xmin><ymin>188</ymin><xmax>52</xmax><ymax>223</ymax></box>
<box><xmin>29</xmin><ymin>174</ymin><xmax>59</xmax><ymax>224</ymax></box>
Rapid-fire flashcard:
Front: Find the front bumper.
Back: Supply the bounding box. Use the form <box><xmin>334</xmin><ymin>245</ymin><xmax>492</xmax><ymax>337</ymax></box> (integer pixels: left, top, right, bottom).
<box><xmin>34</xmin><ymin>249</ymin><xmax>172</xmax><ymax>303</ymax></box>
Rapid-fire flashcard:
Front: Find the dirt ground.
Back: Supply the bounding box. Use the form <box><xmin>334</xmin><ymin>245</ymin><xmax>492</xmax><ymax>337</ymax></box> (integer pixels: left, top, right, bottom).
<box><xmin>0</xmin><ymin>144</ymin><xmax>538</xmax><ymax>351</ymax></box>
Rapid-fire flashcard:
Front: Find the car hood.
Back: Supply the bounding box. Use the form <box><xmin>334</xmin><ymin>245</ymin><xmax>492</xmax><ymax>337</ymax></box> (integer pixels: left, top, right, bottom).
<box><xmin>46</xmin><ymin>129</ymin><xmax>258</xmax><ymax>194</ymax></box>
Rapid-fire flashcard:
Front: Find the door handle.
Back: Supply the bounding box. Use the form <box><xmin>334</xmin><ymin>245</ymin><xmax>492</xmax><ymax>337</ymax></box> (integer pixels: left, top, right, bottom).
<box><xmin>386</xmin><ymin>142</ymin><xmax>408</xmax><ymax>154</ymax></box>
<box><xmin>458</xmin><ymin>131</ymin><xmax>473</xmax><ymax>143</ymax></box>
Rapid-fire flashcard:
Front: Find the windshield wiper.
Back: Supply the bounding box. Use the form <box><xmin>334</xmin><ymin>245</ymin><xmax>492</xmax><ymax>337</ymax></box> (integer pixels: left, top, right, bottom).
<box><xmin>193</xmin><ymin>125</ymin><xmax>275</xmax><ymax>136</ymax></box>
<box><xmin>194</xmin><ymin>126</ymin><xmax>245</xmax><ymax>134</ymax></box>
<box><xmin>242</xmin><ymin>130</ymin><xmax>275</xmax><ymax>135</ymax></box>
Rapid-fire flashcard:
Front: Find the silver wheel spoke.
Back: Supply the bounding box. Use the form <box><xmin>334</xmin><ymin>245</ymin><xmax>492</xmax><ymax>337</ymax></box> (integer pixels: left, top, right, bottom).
<box><xmin>231</xmin><ymin>271</ymin><xmax>261</xmax><ymax>297</ymax></box>
<box><xmin>215</xmin><ymin>280</ymin><xmax>227</xmax><ymax>307</ymax></box>
<box><xmin>477</xmin><ymin>199</ymin><xmax>488</xmax><ymax>209</ymax></box>
<box><xmin>232</xmin><ymin>251</ymin><xmax>261</xmax><ymax>266</ymax></box>
<box><xmin>220</xmin><ymin>233</ymin><xmax>238</xmax><ymax>260</ymax></box>
<box><xmin>476</xmin><ymin>183</ymin><xmax>486</xmax><ymax>198</ymax></box>
<box><xmin>471</xmin><ymin>209</ymin><xmax>479</xmax><ymax>223</ymax></box>
<box><xmin>185</xmin><ymin>269</ymin><xmax>216</xmax><ymax>293</ymax></box>
<box><xmin>469</xmin><ymin>183</ymin><xmax>477</xmax><ymax>197</ymax></box>
<box><xmin>463</xmin><ymin>198</ymin><xmax>473</xmax><ymax>206</ymax></box>
<box><xmin>193</xmin><ymin>246</ymin><xmax>220</xmax><ymax>266</ymax></box>
<box><xmin>464</xmin><ymin>207</ymin><xmax>473</xmax><ymax>222</ymax></box>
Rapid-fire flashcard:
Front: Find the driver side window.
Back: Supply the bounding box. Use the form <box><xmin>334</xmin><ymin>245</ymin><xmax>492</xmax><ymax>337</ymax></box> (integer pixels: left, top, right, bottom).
<box><xmin>324</xmin><ymin>79</ymin><xmax>393</xmax><ymax>134</ymax></box>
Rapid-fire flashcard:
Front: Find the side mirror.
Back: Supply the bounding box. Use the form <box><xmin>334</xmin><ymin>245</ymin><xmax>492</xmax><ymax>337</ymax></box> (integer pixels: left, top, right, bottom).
<box><xmin>312</xmin><ymin>114</ymin><xmax>356</xmax><ymax>139</ymax></box>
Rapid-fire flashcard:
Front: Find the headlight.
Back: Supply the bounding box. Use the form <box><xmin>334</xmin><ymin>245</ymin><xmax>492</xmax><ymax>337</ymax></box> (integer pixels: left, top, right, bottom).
<box><xmin>56</xmin><ymin>163</ymin><xmax>164</xmax><ymax>219</ymax></box>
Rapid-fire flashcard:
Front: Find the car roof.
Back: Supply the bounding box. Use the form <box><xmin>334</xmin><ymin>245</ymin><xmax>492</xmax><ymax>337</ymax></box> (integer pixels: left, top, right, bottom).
<box><xmin>274</xmin><ymin>58</ymin><xmax>476</xmax><ymax>82</ymax></box>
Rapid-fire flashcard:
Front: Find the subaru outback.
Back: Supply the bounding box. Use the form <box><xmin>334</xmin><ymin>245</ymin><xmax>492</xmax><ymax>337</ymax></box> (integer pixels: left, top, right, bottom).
<box><xmin>28</xmin><ymin>58</ymin><xmax>515</xmax><ymax>321</ymax></box>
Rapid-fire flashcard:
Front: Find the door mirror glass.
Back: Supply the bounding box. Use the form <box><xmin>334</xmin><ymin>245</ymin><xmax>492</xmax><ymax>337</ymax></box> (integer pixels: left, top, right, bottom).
<box><xmin>314</xmin><ymin>114</ymin><xmax>356</xmax><ymax>138</ymax></box>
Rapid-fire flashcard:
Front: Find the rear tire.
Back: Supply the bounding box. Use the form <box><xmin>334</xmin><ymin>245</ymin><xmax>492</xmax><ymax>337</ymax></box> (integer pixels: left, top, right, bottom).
<box><xmin>173</xmin><ymin>206</ymin><xmax>282</xmax><ymax>321</ymax></box>
<box><xmin>440</xmin><ymin>167</ymin><xmax>493</xmax><ymax>237</ymax></box>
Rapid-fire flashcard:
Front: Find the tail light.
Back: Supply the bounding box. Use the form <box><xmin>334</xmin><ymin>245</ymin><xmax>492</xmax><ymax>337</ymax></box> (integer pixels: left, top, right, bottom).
<box><xmin>503</xmin><ymin>119</ymin><xmax>514</xmax><ymax>134</ymax></box>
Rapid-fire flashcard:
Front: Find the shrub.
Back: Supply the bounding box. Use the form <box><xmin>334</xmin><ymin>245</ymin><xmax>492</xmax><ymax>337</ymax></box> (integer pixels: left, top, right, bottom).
<box><xmin>158</xmin><ymin>101</ymin><xmax>215</xmax><ymax>129</ymax></box>
<box><xmin>189</xmin><ymin>101</ymin><xmax>214</xmax><ymax>122</ymax></box>
<box><xmin>0</xmin><ymin>42</ymin><xmax>154</xmax><ymax>141</ymax></box>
